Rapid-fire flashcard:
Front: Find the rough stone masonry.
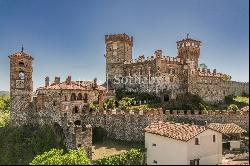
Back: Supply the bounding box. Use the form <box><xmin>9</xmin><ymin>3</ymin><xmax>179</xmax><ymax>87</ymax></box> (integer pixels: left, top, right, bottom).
<box><xmin>8</xmin><ymin>34</ymin><xmax>249</xmax><ymax>160</ymax></box>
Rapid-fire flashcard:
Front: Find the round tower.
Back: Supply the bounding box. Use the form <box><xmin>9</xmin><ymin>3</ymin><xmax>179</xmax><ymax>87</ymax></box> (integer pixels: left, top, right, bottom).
<box><xmin>9</xmin><ymin>48</ymin><xmax>34</xmax><ymax>125</ymax></box>
<box><xmin>104</xmin><ymin>33</ymin><xmax>133</xmax><ymax>88</ymax></box>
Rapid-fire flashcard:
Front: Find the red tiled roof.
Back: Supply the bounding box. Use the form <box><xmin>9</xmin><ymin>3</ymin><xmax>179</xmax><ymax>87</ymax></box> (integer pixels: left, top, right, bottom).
<box><xmin>207</xmin><ymin>123</ymin><xmax>246</xmax><ymax>134</ymax></box>
<box><xmin>145</xmin><ymin>121</ymin><xmax>207</xmax><ymax>142</ymax></box>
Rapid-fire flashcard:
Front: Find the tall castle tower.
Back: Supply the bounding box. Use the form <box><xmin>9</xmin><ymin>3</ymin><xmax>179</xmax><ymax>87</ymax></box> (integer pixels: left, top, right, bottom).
<box><xmin>105</xmin><ymin>33</ymin><xmax>133</xmax><ymax>89</ymax></box>
<box><xmin>9</xmin><ymin>48</ymin><xmax>34</xmax><ymax>125</ymax></box>
<box><xmin>176</xmin><ymin>34</ymin><xmax>201</xmax><ymax>73</ymax></box>
<box><xmin>177</xmin><ymin>35</ymin><xmax>202</xmax><ymax>92</ymax></box>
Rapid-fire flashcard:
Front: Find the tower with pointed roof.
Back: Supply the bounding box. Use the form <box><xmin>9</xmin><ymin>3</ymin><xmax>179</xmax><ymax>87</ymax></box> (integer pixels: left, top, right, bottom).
<box><xmin>9</xmin><ymin>48</ymin><xmax>34</xmax><ymax>125</ymax></box>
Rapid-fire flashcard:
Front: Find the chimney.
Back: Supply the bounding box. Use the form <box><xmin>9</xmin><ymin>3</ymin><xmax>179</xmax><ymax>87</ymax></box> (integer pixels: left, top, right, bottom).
<box><xmin>54</xmin><ymin>76</ymin><xmax>60</xmax><ymax>84</ymax></box>
<box><xmin>155</xmin><ymin>50</ymin><xmax>162</xmax><ymax>58</ymax></box>
<box><xmin>66</xmin><ymin>75</ymin><xmax>71</xmax><ymax>84</ymax></box>
<box><xmin>45</xmin><ymin>76</ymin><xmax>49</xmax><ymax>87</ymax></box>
<box><xmin>213</xmin><ymin>69</ymin><xmax>216</xmax><ymax>74</ymax></box>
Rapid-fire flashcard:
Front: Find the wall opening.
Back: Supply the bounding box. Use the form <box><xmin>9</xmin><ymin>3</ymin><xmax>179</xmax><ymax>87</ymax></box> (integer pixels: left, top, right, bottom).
<box><xmin>71</xmin><ymin>93</ymin><xmax>76</xmax><ymax>101</ymax></box>
<box><xmin>92</xmin><ymin>127</ymin><xmax>107</xmax><ymax>144</ymax></box>
<box><xmin>74</xmin><ymin>120</ymin><xmax>81</xmax><ymax>126</ymax></box>
<box><xmin>73</xmin><ymin>106</ymin><xmax>79</xmax><ymax>113</ymax></box>
<box><xmin>77</xmin><ymin>93</ymin><xmax>82</xmax><ymax>100</ymax></box>
<box><xmin>163</xmin><ymin>94</ymin><xmax>170</xmax><ymax>102</ymax></box>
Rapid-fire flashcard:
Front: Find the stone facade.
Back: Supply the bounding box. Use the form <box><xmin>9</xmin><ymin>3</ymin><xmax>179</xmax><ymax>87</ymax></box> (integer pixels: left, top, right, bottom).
<box><xmin>105</xmin><ymin>33</ymin><xmax>249</xmax><ymax>103</ymax></box>
<box><xmin>165</xmin><ymin>110</ymin><xmax>249</xmax><ymax>132</ymax></box>
<box><xmin>9</xmin><ymin>51</ymin><xmax>106</xmax><ymax>159</ymax></box>
<box><xmin>8</xmin><ymin>33</ymin><xmax>249</xmax><ymax>160</ymax></box>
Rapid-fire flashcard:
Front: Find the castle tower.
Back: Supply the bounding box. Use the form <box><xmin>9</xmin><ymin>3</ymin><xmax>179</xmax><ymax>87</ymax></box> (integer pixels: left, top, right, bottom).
<box><xmin>105</xmin><ymin>33</ymin><xmax>133</xmax><ymax>89</ymax></box>
<box><xmin>9</xmin><ymin>48</ymin><xmax>34</xmax><ymax>125</ymax></box>
<box><xmin>176</xmin><ymin>34</ymin><xmax>201</xmax><ymax>72</ymax></box>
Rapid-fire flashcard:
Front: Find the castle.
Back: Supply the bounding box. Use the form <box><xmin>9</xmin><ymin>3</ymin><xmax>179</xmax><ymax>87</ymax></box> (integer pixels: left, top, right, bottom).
<box><xmin>8</xmin><ymin>33</ymin><xmax>249</xmax><ymax>160</ymax></box>
<box><xmin>105</xmin><ymin>33</ymin><xmax>249</xmax><ymax>103</ymax></box>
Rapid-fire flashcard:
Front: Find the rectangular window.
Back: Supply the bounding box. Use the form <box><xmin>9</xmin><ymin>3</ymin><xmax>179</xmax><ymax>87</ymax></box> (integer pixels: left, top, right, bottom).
<box><xmin>152</xmin><ymin>143</ymin><xmax>156</xmax><ymax>146</ymax></box>
<box><xmin>195</xmin><ymin>138</ymin><xmax>199</xmax><ymax>145</ymax></box>
<box><xmin>213</xmin><ymin>135</ymin><xmax>216</xmax><ymax>142</ymax></box>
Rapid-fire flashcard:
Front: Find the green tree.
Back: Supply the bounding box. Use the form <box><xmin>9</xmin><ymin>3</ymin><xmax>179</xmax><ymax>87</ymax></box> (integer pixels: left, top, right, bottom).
<box><xmin>30</xmin><ymin>148</ymin><xmax>90</xmax><ymax>165</ymax></box>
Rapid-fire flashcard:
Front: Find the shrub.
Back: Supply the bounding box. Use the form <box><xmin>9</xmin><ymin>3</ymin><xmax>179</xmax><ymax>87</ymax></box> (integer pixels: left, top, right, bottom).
<box><xmin>30</xmin><ymin>147</ymin><xmax>90</xmax><ymax>165</ymax></box>
<box><xmin>94</xmin><ymin>148</ymin><xmax>144</xmax><ymax>165</ymax></box>
<box><xmin>104</xmin><ymin>98</ymin><xmax>116</xmax><ymax>109</ymax></box>
<box><xmin>118</xmin><ymin>97</ymin><xmax>135</xmax><ymax>109</ymax></box>
<box><xmin>227</xmin><ymin>104</ymin><xmax>238</xmax><ymax>111</ymax></box>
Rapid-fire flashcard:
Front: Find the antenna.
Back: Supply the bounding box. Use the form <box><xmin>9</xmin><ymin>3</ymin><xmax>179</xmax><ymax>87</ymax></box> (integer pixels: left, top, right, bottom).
<box><xmin>21</xmin><ymin>45</ymin><xmax>24</xmax><ymax>52</ymax></box>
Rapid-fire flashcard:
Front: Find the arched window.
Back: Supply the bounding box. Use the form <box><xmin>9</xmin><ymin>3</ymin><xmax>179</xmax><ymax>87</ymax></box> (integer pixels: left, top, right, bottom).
<box><xmin>19</xmin><ymin>62</ymin><xmax>24</xmax><ymax>67</ymax></box>
<box><xmin>19</xmin><ymin>71</ymin><xmax>25</xmax><ymax>80</ymax></box>
<box><xmin>84</xmin><ymin>93</ymin><xmax>88</xmax><ymax>103</ymax></box>
<box><xmin>71</xmin><ymin>93</ymin><xmax>76</xmax><ymax>101</ymax></box>
<box><xmin>73</xmin><ymin>106</ymin><xmax>79</xmax><ymax>113</ymax></box>
<box><xmin>74</xmin><ymin>120</ymin><xmax>81</xmax><ymax>126</ymax></box>
<box><xmin>77</xmin><ymin>93</ymin><xmax>82</xmax><ymax>100</ymax></box>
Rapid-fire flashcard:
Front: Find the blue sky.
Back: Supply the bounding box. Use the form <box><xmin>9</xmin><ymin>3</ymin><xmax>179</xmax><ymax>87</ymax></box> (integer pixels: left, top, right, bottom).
<box><xmin>0</xmin><ymin>0</ymin><xmax>249</xmax><ymax>91</ymax></box>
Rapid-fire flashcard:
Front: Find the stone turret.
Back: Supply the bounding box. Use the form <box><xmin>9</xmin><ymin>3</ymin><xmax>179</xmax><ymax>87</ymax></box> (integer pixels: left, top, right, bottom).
<box><xmin>105</xmin><ymin>33</ymin><xmax>133</xmax><ymax>89</ymax></box>
<box><xmin>9</xmin><ymin>49</ymin><xmax>34</xmax><ymax>126</ymax></box>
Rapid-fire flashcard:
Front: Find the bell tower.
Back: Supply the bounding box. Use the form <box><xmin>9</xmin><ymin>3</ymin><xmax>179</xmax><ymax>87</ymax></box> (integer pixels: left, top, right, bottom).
<box><xmin>105</xmin><ymin>33</ymin><xmax>133</xmax><ymax>88</ymax></box>
<box><xmin>9</xmin><ymin>47</ymin><xmax>34</xmax><ymax>125</ymax></box>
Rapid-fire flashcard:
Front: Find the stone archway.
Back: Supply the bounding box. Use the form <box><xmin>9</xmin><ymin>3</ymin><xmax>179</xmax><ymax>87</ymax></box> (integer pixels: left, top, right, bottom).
<box><xmin>92</xmin><ymin>126</ymin><xmax>107</xmax><ymax>143</ymax></box>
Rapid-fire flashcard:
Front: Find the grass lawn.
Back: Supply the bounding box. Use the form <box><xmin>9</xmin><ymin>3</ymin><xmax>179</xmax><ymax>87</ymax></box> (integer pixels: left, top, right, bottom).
<box><xmin>92</xmin><ymin>139</ymin><xmax>142</xmax><ymax>160</ymax></box>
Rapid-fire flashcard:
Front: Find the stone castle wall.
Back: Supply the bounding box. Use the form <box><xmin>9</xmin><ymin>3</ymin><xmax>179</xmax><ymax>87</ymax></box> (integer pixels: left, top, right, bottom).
<box><xmin>165</xmin><ymin>110</ymin><xmax>249</xmax><ymax>132</ymax></box>
<box><xmin>189</xmin><ymin>76</ymin><xmax>249</xmax><ymax>103</ymax></box>
<box><xmin>81</xmin><ymin>108</ymin><xmax>164</xmax><ymax>142</ymax></box>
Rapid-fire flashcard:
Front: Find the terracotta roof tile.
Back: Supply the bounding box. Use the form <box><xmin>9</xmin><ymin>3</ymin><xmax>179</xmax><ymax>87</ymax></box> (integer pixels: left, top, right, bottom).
<box><xmin>145</xmin><ymin>121</ymin><xmax>207</xmax><ymax>142</ymax></box>
<box><xmin>207</xmin><ymin>123</ymin><xmax>246</xmax><ymax>134</ymax></box>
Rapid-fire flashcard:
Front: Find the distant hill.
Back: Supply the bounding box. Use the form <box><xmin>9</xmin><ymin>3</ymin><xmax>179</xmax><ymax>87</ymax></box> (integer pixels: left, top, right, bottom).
<box><xmin>0</xmin><ymin>91</ymin><xmax>10</xmax><ymax>96</ymax></box>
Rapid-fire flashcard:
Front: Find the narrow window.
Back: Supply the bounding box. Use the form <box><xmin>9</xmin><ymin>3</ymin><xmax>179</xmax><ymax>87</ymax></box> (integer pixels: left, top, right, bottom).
<box><xmin>213</xmin><ymin>135</ymin><xmax>216</xmax><ymax>142</ymax></box>
<box><xmin>73</xmin><ymin>106</ymin><xmax>79</xmax><ymax>113</ymax></box>
<box><xmin>71</xmin><ymin>93</ymin><xmax>76</xmax><ymax>101</ymax></box>
<box><xmin>19</xmin><ymin>62</ymin><xmax>24</xmax><ymax>67</ymax></box>
<box><xmin>195</xmin><ymin>138</ymin><xmax>199</xmax><ymax>145</ymax></box>
<box><xmin>84</xmin><ymin>93</ymin><xmax>88</xmax><ymax>103</ymax></box>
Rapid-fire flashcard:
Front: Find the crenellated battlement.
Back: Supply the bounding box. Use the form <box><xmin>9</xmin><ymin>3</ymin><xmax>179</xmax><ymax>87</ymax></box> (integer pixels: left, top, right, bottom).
<box><xmin>165</xmin><ymin>109</ymin><xmax>248</xmax><ymax>116</ymax></box>
<box><xmin>124</xmin><ymin>50</ymin><xmax>183</xmax><ymax>65</ymax></box>
<box><xmin>105</xmin><ymin>33</ymin><xmax>133</xmax><ymax>46</ymax></box>
<box><xmin>80</xmin><ymin>108</ymin><xmax>164</xmax><ymax>116</ymax></box>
